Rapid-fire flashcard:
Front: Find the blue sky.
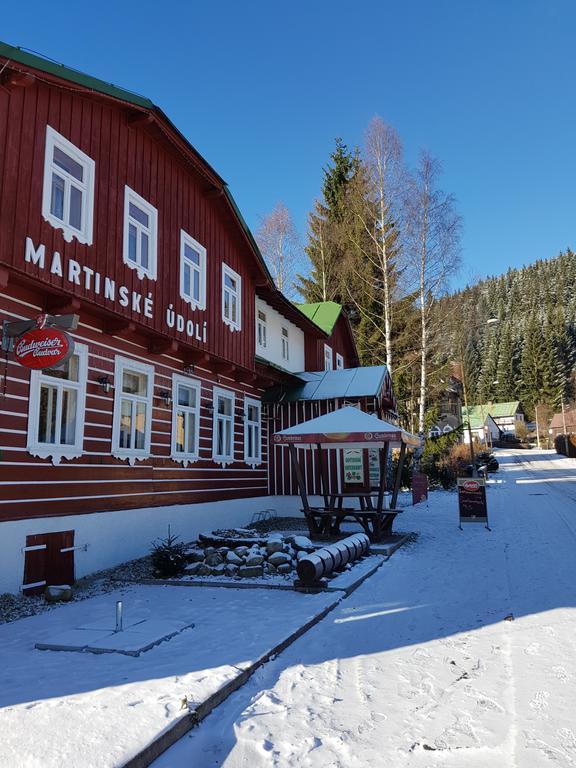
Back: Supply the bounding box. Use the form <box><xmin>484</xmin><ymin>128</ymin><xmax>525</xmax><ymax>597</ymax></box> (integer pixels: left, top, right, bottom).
<box><xmin>3</xmin><ymin>0</ymin><xmax>575</xmax><ymax>289</ymax></box>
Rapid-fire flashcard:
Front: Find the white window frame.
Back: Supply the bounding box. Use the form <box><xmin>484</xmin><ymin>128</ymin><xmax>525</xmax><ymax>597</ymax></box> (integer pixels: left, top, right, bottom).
<box><xmin>222</xmin><ymin>264</ymin><xmax>242</xmax><ymax>331</ymax></box>
<box><xmin>123</xmin><ymin>186</ymin><xmax>158</xmax><ymax>281</ymax></box>
<box><xmin>179</xmin><ymin>230</ymin><xmax>206</xmax><ymax>310</ymax></box>
<box><xmin>324</xmin><ymin>344</ymin><xmax>333</xmax><ymax>371</ymax></box>
<box><xmin>257</xmin><ymin>309</ymin><xmax>267</xmax><ymax>349</ymax></box>
<box><xmin>281</xmin><ymin>327</ymin><xmax>289</xmax><ymax>361</ymax></box>
<box><xmin>112</xmin><ymin>356</ymin><xmax>154</xmax><ymax>464</ymax></box>
<box><xmin>171</xmin><ymin>374</ymin><xmax>201</xmax><ymax>465</ymax></box>
<box><xmin>42</xmin><ymin>126</ymin><xmax>95</xmax><ymax>245</ymax></box>
<box><xmin>27</xmin><ymin>342</ymin><xmax>88</xmax><ymax>464</ymax></box>
<box><xmin>212</xmin><ymin>386</ymin><xmax>235</xmax><ymax>466</ymax></box>
<box><xmin>336</xmin><ymin>353</ymin><xmax>344</xmax><ymax>370</ymax></box>
<box><xmin>244</xmin><ymin>397</ymin><xmax>262</xmax><ymax>467</ymax></box>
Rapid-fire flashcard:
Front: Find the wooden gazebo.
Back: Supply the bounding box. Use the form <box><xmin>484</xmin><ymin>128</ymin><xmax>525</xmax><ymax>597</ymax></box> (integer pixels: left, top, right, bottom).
<box><xmin>273</xmin><ymin>407</ymin><xmax>421</xmax><ymax>541</ymax></box>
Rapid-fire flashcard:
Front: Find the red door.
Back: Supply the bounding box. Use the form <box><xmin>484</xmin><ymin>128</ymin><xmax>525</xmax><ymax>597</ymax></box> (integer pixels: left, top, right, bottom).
<box><xmin>22</xmin><ymin>530</ymin><xmax>75</xmax><ymax>595</ymax></box>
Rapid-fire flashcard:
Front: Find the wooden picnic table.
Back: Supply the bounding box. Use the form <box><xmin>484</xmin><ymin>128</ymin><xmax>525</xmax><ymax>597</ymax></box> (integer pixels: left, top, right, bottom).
<box><xmin>303</xmin><ymin>505</ymin><xmax>401</xmax><ymax>542</ymax></box>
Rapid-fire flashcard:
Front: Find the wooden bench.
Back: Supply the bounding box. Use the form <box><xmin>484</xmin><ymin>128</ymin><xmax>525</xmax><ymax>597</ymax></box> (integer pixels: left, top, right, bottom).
<box><xmin>303</xmin><ymin>507</ymin><xmax>402</xmax><ymax>542</ymax></box>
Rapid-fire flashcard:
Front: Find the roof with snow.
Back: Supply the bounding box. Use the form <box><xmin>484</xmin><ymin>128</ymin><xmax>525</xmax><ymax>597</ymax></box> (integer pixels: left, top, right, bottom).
<box><xmin>273</xmin><ymin>406</ymin><xmax>420</xmax><ymax>448</ymax></box>
<box><xmin>462</xmin><ymin>401</ymin><xmax>523</xmax><ymax>421</ymax></box>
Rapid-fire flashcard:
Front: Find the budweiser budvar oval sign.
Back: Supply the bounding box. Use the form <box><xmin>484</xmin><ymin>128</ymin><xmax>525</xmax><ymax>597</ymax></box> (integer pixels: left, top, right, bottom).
<box><xmin>462</xmin><ymin>479</ymin><xmax>480</xmax><ymax>492</ymax></box>
<box><xmin>14</xmin><ymin>328</ymin><xmax>74</xmax><ymax>370</ymax></box>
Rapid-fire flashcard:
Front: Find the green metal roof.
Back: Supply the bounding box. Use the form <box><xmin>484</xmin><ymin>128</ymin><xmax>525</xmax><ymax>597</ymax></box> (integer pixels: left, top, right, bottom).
<box><xmin>462</xmin><ymin>402</ymin><xmax>522</xmax><ymax>421</ymax></box>
<box><xmin>0</xmin><ymin>41</ymin><xmax>154</xmax><ymax>108</ymax></box>
<box><xmin>295</xmin><ymin>302</ymin><xmax>342</xmax><ymax>334</ymax></box>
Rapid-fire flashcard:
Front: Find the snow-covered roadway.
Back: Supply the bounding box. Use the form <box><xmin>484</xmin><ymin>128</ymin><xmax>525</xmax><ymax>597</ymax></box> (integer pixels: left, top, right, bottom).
<box><xmin>154</xmin><ymin>450</ymin><xmax>576</xmax><ymax>767</ymax></box>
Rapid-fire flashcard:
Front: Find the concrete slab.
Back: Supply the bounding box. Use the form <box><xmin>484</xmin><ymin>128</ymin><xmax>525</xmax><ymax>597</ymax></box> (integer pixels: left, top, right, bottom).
<box><xmin>87</xmin><ymin>620</ymin><xmax>195</xmax><ymax>657</ymax></box>
<box><xmin>36</xmin><ymin>619</ymin><xmax>195</xmax><ymax>657</ymax></box>
<box><xmin>35</xmin><ymin>628</ymin><xmax>113</xmax><ymax>652</ymax></box>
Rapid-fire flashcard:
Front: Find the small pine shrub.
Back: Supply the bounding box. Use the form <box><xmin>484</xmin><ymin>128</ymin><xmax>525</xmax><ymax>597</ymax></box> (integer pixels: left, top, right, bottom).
<box><xmin>150</xmin><ymin>531</ymin><xmax>187</xmax><ymax>578</ymax></box>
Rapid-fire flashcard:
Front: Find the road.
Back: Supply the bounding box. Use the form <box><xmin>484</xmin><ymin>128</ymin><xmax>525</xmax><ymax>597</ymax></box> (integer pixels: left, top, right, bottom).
<box><xmin>154</xmin><ymin>449</ymin><xmax>576</xmax><ymax>767</ymax></box>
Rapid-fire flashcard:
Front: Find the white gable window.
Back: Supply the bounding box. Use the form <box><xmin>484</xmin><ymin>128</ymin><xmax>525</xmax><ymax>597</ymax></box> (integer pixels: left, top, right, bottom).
<box><xmin>244</xmin><ymin>397</ymin><xmax>262</xmax><ymax>466</ymax></box>
<box><xmin>27</xmin><ymin>342</ymin><xmax>88</xmax><ymax>464</ymax></box>
<box><xmin>171</xmin><ymin>374</ymin><xmax>201</xmax><ymax>464</ymax></box>
<box><xmin>112</xmin><ymin>356</ymin><xmax>154</xmax><ymax>463</ymax></box>
<box><xmin>213</xmin><ymin>387</ymin><xmax>235</xmax><ymax>465</ymax></box>
<box><xmin>336</xmin><ymin>353</ymin><xmax>344</xmax><ymax>370</ymax></box>
<box><xmin>324</xmin><ymin>344</ymin><xmax>333</xmax><ymax>371</ymax></box>
<box><xmin>42</xmin><ymin>126</ymin><xmax>95</xmax><ymax>245</ymax></box>
<box><xmin>257</xmin><ymin>310</ymin><xmax>267</xmax><ymax>348</ymax></box>
<box><xmin>123</xmin><ymin>186</ymin><xmax>158</xmax><ymax>280</ymax></box>
<box><xmin>180</xmin><ymin>230</ymin><xmax>206</xmax><ymax>310</ymax></box>
<box><xmin>222</xmin><ymin>264</ymin><xmax>241</xmax><ymax>331</ymax></box>
<box><xmin>281</xmin><ymin>327</ymin><xmax>289</xmax><ymax>360</ymax></box>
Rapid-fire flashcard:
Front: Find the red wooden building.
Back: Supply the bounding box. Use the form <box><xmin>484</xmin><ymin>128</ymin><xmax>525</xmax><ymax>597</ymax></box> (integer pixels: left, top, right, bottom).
<box><xmin>0</xmin><ymin>42</ymin><xmax>395</xmax><ymax>594</ymax></box>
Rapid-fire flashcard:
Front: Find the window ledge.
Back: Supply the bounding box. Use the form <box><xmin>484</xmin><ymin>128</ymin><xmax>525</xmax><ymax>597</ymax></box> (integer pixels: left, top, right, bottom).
<box><xmin>28</xmin><ymin>446</ymin><xmax>83</xmax><ymax>465</ymax></box>
<box><xmin>124</xmin><ymin>259</ymin><xmax>156</xmax><ymax>282</ymax></box>
<box><xmin>245</xmin><ymin>459</ymin><xmax>262</xmax><ymax>469</ymax></box>
<box><xmin>171</xmin><ymin>454</ymin><xmax>199</xmax><ymax>467</ymax></box>
<box><xmin>213</xmin><ymin>456</ymin><xmax>234</xmax><ymax>467</ymax></box>
<box><xmin>223</xmin><ymin>317</ymin><xmax>241</xmax><ymax>332</ymax></box>
<box><xmin>42</xmin><ymin>214</ymin><xmax>91</xmax><ymax>246</ymax></box>
<box><xmin>112</xmin><ymin>449</ymin><xmax>150</xmax><ymax>466</ymax></box>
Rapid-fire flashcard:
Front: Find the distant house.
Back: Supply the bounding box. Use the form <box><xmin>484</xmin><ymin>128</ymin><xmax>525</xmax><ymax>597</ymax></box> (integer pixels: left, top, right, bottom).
<box><xmin>463</xmin><ymin>401</ymin><xmax>525</xmax><ymax>436</ymax></box>
<box><xmin>461</xmin><ymin>410</ymin><xmax>501</xmax><ymax>445</ymax></box>
<box><xmin>428</xmin><ymin>376</ymin><xmax>463</xmax><ymax>436</ymax></box>
<box><xmin>549</xmin><ymin>409</ymin><xmax>576</xmax><ymax>438</ymax></box>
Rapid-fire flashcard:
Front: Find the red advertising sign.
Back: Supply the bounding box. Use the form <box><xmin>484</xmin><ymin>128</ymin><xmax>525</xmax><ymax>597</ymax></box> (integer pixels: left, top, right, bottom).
<box><xmin>412</xmin><ymin>471</ymin><xmax>428</xmax><ymax>504</ymax></box>
<box><xmin>14</xmin><ymin>328</ymin><xmax>74</xmax><ymax>370</ymax></box>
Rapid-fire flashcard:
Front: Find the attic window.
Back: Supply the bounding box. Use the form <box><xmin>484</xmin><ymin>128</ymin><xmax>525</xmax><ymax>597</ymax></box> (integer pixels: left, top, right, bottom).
<box><xmin>42</xmin><ymin>126</ymin><xmax>95</xmax><ymax>245</ymax></box>
<box><xmin>123</xmin><ymin>186</ymin><xmax>158</xmax><ymax>280</ymax></box>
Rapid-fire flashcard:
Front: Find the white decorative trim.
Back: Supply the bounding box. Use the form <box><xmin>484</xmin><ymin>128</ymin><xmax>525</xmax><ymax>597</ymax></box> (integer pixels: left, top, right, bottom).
<box><xmin>42</xmin><ymin>126</ymin><xmax>95</xmax><ymax>245</ymax></box>
<box><xmin>212</xmin><ymin>386</ymin><xmax>235</xmax><ymax>466</ymax></box>
<box><xmin>244</xmin><ymin>396</ymin><xmax>262</xmax><ymax>467</ymax></box>
<box><xmin>222</xmin><ymin>263</ymin><xmax>242</xmax><ymax>331</ymax></box>
<box><xmin>122</xmin><ymin>186</ymin><xmax>158</xmax><ymax>281</ymax></box>
<box><xmin>170</xmin><ymin>374</ymin><xmax>201</xmax><ymax>464</ymax></box>
<box><xmin>111</xmin><ymin>355</ymin><xmax>154</xmax><ymax>462</ymax></box>
<box><xmin>179</xmin><ymin>230</ymin><xmax>206</xmax><ymax>310</ymax></box>
<box><xmin>27</xmin><ymin>342</ymin><xmax>88</xmax><ymax>464</ymax></box>
<box><xmin>324</xmin><ymin>344</ymin><xmax>333</xmax><ymax>371</ymax></box>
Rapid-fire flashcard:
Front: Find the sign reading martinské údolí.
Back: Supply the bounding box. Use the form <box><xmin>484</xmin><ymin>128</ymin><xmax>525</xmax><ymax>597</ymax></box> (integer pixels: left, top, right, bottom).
<box><xmin>457</xmin><ymin>477</ymin><xmax>489</xmax><ymax>527</ymax></box>
<box><xmin>14</xmin><ymin>327</ymin><xmax>74</xmax><ymax>370</ymax></box>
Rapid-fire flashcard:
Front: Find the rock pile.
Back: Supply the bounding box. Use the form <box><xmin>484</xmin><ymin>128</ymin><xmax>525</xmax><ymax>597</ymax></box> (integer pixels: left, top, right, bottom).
<box><xmin>183</xmin><ymin>533</ymin><xmax>316</xmax><ymax>579</ymax></box>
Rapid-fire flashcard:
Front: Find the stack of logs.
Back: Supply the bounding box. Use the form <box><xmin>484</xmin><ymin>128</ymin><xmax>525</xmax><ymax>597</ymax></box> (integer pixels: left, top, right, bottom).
<box><xmin>296</xmin><ymin>533</ymin><xmax>370</xmax><ymax>585</ymax></box>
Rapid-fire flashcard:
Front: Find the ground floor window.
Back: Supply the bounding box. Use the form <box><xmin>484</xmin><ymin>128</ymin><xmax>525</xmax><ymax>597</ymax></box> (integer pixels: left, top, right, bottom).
<box><xmin>244</xmin><ymin>397</ymin><xmax>261</xmax><ymax>466</ymax></box>
<box><xmin>171</xmin><ymin>374</ymin><xmax>201</xmax><ymax>463</ymax></box>
<box><xmin>27</xmin><ymin>342</ymin><xmax>88</xmax><ymax>463</ymax></box>
<box><xmin>112</xmin><ymin>356</ymin><xmax>154</xmax><ymax>462</ymax></box>
<box><xmin>213</xmin><ymin>386</ymin><xmax>235</xmax><ymax>465</ymax></box>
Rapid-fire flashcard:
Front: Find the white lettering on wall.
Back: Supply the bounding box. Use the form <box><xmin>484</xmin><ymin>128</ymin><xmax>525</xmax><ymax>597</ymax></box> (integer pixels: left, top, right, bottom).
<box><xmin>22</xmin><ymin>237</ymin><xmax>208</xmax><ymax>344</ymax></box>
<box><xmin>25</xmin><ymin>237</ymin><xmax>45</xmax><ymax>268</ymax></box>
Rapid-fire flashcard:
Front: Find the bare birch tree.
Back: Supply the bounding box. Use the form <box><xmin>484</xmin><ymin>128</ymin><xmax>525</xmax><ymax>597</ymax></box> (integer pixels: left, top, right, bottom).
<box><xmin>404</xmin><ymin>151</ymin><xmax>462</xmax><ymax>435</ymax></box>
<box><xmin>255</xmin><ymin>202</ymin><xmax>302</xmax><ymax>299</ymax></box>
<box><xmin>342</xmin><ymin>118</ymin><xmax>405</xmax><ymax>370</ymax></box>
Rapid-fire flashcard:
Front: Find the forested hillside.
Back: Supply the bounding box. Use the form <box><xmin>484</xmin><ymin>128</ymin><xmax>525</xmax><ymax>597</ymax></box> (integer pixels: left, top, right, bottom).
<box><xmin>435</xmin><ymin>250</ymin><xmax>576</xmax><ymax>418</ymax></box>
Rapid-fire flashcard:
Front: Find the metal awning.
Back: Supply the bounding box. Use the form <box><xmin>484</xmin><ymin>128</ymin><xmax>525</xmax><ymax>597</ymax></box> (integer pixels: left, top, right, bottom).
<box><xmin>263</xmin><ymin>365</ymin><xmax>390</xmax><ymax>404</ymax></box>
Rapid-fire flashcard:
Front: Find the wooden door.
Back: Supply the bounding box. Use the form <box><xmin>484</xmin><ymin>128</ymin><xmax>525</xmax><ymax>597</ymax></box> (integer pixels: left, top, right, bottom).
<box><xmin>22</xmin><ymin>530</ymin><xmax>75</xmax><ymax>595</ymax></box>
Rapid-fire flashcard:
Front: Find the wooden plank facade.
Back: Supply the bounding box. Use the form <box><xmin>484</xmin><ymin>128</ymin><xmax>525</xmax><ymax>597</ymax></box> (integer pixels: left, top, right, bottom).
<box><xmin>0</xmin><ymin>42</ymin><xmax>388</xmax><ymax>593</ymax></box>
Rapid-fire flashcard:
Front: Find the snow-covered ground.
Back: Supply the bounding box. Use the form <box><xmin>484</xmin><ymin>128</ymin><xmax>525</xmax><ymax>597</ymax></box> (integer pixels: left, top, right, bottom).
<box><xmin>153</xmin><ymin>450</ymin><xmax>576</xmax><ymax>767</ymax></box>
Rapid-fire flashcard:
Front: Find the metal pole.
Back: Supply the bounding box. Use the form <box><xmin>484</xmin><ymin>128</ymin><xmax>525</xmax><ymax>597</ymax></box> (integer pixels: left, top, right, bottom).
<box><xmin>115</xmin><ymin>600</ymin><xmax>123</xmax><ymax>633</ymax></box>
<box><xmin>535</xmin><ymin>404</ymin><xmax>541</xmax><ymax>449</ymax></box>
<box><xmin>562</xmin><ymin>399</ymin><xmax>569</xmax><ymax>456</ymax></box>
